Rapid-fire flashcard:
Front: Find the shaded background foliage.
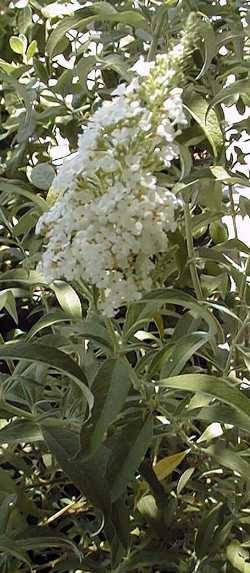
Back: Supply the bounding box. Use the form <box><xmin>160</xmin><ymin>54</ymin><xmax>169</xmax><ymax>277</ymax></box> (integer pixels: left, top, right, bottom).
<box><xmin>0</xmin><ymin>0</ymin><xmax>250</xmax><ymax>571</ymax></box>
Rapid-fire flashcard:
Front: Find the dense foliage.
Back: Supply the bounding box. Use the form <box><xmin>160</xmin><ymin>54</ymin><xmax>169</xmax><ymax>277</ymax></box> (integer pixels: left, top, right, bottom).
<box><xmin>0</xmin><ymin>0</ymin><xmax>250</xmax><ymax>571</ymax></box>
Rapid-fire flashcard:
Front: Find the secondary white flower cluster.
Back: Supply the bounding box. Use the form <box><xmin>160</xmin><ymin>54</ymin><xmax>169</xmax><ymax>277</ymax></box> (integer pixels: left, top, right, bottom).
<box><xmin>36</xmin><ymin>29</ymin><xmax>193</xmax><ymax>316</ymax></box>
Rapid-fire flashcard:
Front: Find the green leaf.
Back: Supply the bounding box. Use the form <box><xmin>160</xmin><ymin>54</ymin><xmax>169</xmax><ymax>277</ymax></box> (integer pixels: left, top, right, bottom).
<box><xmin>0</xmin><ymin>536</ymin><xmax>31</xmax><ymax>569</ymax></box>
<box><xmin>0</xmin><ymin>290</ymin><xmax>18</xmax><ymax>324</ymax></box>
<box><xmin>179</xmin><ymin>144</ymin><xmax>192</xmax><ymax>179</ymax></box>
<box><xmin>198</xmin><ymin>180</ymin><xmax>223</xmax><ymax>212</ymax></box>
<box><xmin>0</xmin><ymin>178</ymin><xmax>47</xmax><ymax>211</ymax></box>
<box><xmin>137</xmin><ymin>494</ymin><xmax>160</xmax><ymax>523</ymax></box>
<box><xmin>199</xmin><ymin>4</ymin><xmax>232</xmax><ymax>17</ymax></box>
<box><xmin>42</xmin><ymin>425</ymin><xmax>111</xmax><ymax>517</ymax></box>
<box><xmin>208</xmin><ymin>79</ymin><xmax>250</xmax><ymax>111</ymax></box>
<box><xmin>9</xmin><ymin>36</ymin><xmax>26</xmax><ymax>56</ymax></box>
<box><xmin>56</xmin><ymin>69</ymin><xmax>74</xmax><ymax>96</ymax></box>
<box><xmin>200</xmin><ymin>272</ymin><xmax>228</xmax><ymax>298</ymax></box>
<box><xmin>215</xmin><ymin>238</ymin><xmax>250</xmax><ymax>255</ymax></box>
<box><xmin>177</xmin><ymin>467</ymin><xmax>195</xmax><ymax>495</ymax></box>
<box><xmin>0</xmin><ymin>466</ymin><xmax>39</xmax><ymax>516</ymax></box>
<box><xmin>0</xmin><ymin>420</ymin><xmax>43</xmax><ymax>444</ymax></box>
<box><xmin>51</xmin><ymin>281</ymin><xmax>82</xmax><ymax>318</ymax></box>
<box><xmin>47</xmin><ymin>15</ymin><xmax>96</xmax><ymax>57</ymax></box>
<box><xmin>99</xmin><ymin>54</ymin><xmax>130</xmax><ymax>81</ymax></box>
<box><xmin>160</xmin><ymin>332</ymin><xmax>209</xmax><ymax>378</ymax></box>
<box><xmin>0</xmin><ymin>58</ymin><xmax>17</xmax><ymax>73</ymax></box>
<box><xmin>196</xmin><ymin>19</ymin><xmax>217</xmax><ymax>80</ymax></box>
<box><xmin>159</xmin><ymin>374</ymin><xmax>250</xmax><ymax>418</ymax></box>
<box><xmin>33</xmin><ymin>57</ymin><xmax>49</xmax><ymax>83</ymax></box>
<box><xmin>213</xmin><ymin>520</ymin><xmax>233</xmax><ymax>553</ymax></box>
<box><xmin>15</xmin><ymin>529</ymin><xmax>82</xmax><ymax>561</ymax></box>
<box><xmin>209</xmin><ymin>221</ymin><xmax>228</xmax><ymax>245</ymax></box>
<box><xmin>75</xmin><ymin>318</ymin><xmax>113</xmax><ymax>351</ymax></box>
<box><xmin>0</xmin><ymin>495</ymin><xmax>17</xmax><ymax>535</ymax></box>
<box><xmin>100</xmin><ymin>497</ymin><xmax>130</xmax><ymax>567</ymax></box>
<box><xmin>209</xmin><ymin>165</ymin><xmax>250</xmax><ymax>187</ymax></box>
<box><xmin>26</xmin><ymin>40</ymin><xmax>37</xmax><ymax>62</ymax></box>
<box><xmin>195</xmin><ymin>502</ymin><xmax>223</xmax><ymax>558</ymax></box>
<box><xmin>184</xmin><ymin>93</ymin><xmax>223</xmax><ymax>158</ymax></box>
<box><xmin>141</xmin><ymin>289</ymin><xmax>219</xmax><ymax>338</ymax></box>
<box><xmin>124</xmin><ymin>301</ymin><xmax>162</xmax><ymax>339</ymax></box>
<box><xmin>0</xmin><ymin>343</ymin><xmax>93</xmax><ymax>411</ymax></box>
<box><xmin>239</xmin><ymin>195</ymin><xmax>250</xmax><ymax>218</ymax></box>
<box><xmin>185</xmin><ymin>404</ymin><xmax>250</xmax><ymax>434</ymax></box>
<box><xmin>226</xmin><ymin>541</ymin><xmax>250</xmax><ymax>573</ymax></box>
<box><xmin>0</xmin><ymin>269</ymin><xmax>44</xmax><ymax>285</ymax></box>
<box><xmin>110</xmin><ymin>10</ymin><xmax>148</xmax><ymax>28</ymax></box>
<box><xmin>91</xmin><ymin>1</ymin><xmax>117</xmax><ymax>16</ymax></box>
<box><xmin>17</xmin><ymin>109</ymin><xmax>36</xmax><ymax>144</ymax></box>
<box><xmin>237</xmin><ymin>346</ymin><xmax>250</xmax><ymax>373</ymax></box>
<box><xmin>13</xmin><ymin>210</ymin><xmax>38</xmax><ymax>236</ymax></box>
<box><xmin>75</xmin><ymin>56</ymin><xmax>96</xmax><ymax>92</ymax></box>
<box><xmin>108</xmin><ymin>416</ymin><xmax>153</xmax><ymax>502</ymax></box>
<box><xmin>204</xmin><ymin>442</ymin><xmax>250</xmax><ymax>481</ymax></box>
<box><xmin>17</xmin><ymin>5</ymin><xmax>32</xmax><ymax>34</ymax></box>
<box><xmin>153</xmin><ymin>451</ymin><xmax>188</xmax><ymax>481</ymax></box>
<box><xmin>0</xmin><ymin>467</ymin><xmax>18</xmax><ymax>494</ymax></box>
<box><xmin>30</xmin><ymin>163</ymin><xmax>55</xmax><ymax>191</ymax></box>
<box><xmin>197</xmin><ymin>422</ymin><xmax>224</xmax><ymax>444</ymax></box>
<box><xmin>26</xmin><ymin>312</ymin><xmax>74</xmax><ymax>339</ymax></box>
<box><xmin>80</xmin><ymin>359</ymin><xmax>130</xmax><ymax>459</ymax></box>
<box><xmin>125</xmin><ymin>549</ymin><xmax>178</xmax><ymax>569</ymax></box>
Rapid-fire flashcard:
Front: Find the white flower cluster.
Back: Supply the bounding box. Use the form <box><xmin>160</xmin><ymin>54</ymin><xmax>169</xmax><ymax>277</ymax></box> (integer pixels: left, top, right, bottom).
<box><xmin>36</xmin><ymin>32</ymin><xmax>192</xmax><ymax>316</ymax></box>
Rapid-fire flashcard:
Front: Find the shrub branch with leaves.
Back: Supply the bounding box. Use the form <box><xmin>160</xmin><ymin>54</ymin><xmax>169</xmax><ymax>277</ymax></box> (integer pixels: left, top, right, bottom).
<box><xmin>0</xmin><ymin>1</ymin><xmax>249</xmax><ymax>572</ymax></box>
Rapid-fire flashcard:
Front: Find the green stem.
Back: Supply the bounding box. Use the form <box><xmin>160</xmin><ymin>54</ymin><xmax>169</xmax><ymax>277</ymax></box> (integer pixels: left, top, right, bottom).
<box><xmin>229</xmin><ymin>186</ymin><xmax>239</xmax><ymax>240</ymax></box>
<box><xmin>239</xmin><ymin>255</ymin><xmax>250</xmax><ymax>355</ymax></box>
<box><xmin>35</xmin><ymin>416</ymin><xmax>81</xmax><ymax>432</ymax></box>
<box><xmin>184</xmin><ymin>202</ymin><xmax>203</xmax><ymax>300</ymax></box>
<box><xmin>239</xmin><ymin>253</ymin><xmax>250</xmax><ymax>305</ymax></box>
<box><xmin>104</xmin><ymin>317</ymin><xmax>121</xmax><ymax>356</ymax></box>
<box><xmin>223</xmin><ymin>311</ymin><xmax>250</xmax><ymax>376</ymax></box>
<box><xmin>0</xmin><ymin>400</ymin><xmax>33</xmax><ymax>420</ymax></box>
<box><xmin>228</xmin><ymin>186</ymin><xmax>247</xmax><ymax>375</ymax></box>
<box><xmin>229</xmin><ymin>185</ymin><xmax>241</xmax><ymax>266</ymax></box>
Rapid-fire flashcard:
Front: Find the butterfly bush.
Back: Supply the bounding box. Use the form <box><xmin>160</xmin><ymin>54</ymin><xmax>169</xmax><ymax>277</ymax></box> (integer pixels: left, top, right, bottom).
<box><xmin>36</xmin><ymin>24</ymin><xmax>194</xmax><ymax>316</ymax></box>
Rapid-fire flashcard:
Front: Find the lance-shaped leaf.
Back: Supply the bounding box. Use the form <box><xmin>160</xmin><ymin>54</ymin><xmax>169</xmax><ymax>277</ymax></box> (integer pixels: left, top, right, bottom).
<box><xmin>195</xmin><ymin>502</ymin><xmax>223</xmax><ymax>558</ymax></box>
<box><xmin>208</xmin><ymin>79</ymin><xmax>250</xmax><ymax>112</ymax></box>
<box><xmin>108</xmin><ymin>416</ymin><xmax>153</xmax><ymax>502</ymax></box>
<box><xmin>42</xmin><ymin>425</ymin><xmax>111</xmax><ymax>518</ymax></box>
<box><xmin>204</xmin><ymin>442</ymin><xmax>250</xmax><ymax>481</ymax></box>
<box><xmin>0</xmin><ymin>178</ymin><xmax>47</xmax><ymax>211</ymax></box>
<box><xmin>0</xmin><ymin>419</ymin><xmax>43</xmax><ymax>444</ymax></box>
<box><xmin>153</xmin><ymin>451</ymin><xmax>188</xmax><ymax>481</ymax></box>
<box><xmin>141</xmin><ymin>288</ymin><xmax>219</xmax><ymax>338</ymax></box>
<box><xmin>196</xmin><ymin>19</ymin><xmax>217</xmax><ymax>80</ymax></box>
<box><xmin>184</xmin><ymin>404</ymin><xmax>250</xmax><ymax>434</ymax></box>
<box><xmin>160</xmin><ymin>332</ymin><xmax>209</xmax><ymax>378</ymax></box>
<box><xmin>159</xmin><ymin>374</ymin><xmax>250</xmax><ymax>418</ymax></box>
<box><xmin>51</xmin><ymin>280</ymin><xmax>82</xmax><ymax>318</ymax></box>
<box><xmin>0</xmin><ymin>343</ymin><xmax>93</xmax><ymax>411</ymax></box>
<box><xmin>47</xmin><ymin>15</ymin><xmax>96</xmax><ymax>57</ymax></box>
<box><xmin>0</xmin><ymin>537</ymin><xmax>31</xmax><ymax>570</ymax></box>
<box><xmin>80</xmin><ymin>359</ymin><xmax>130</xmax><ymax>459</ymax></box>
<box><xmin>184</xmin><ymin>93</ymin><xmax>223</xmax><ymax>158</ymax></box>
